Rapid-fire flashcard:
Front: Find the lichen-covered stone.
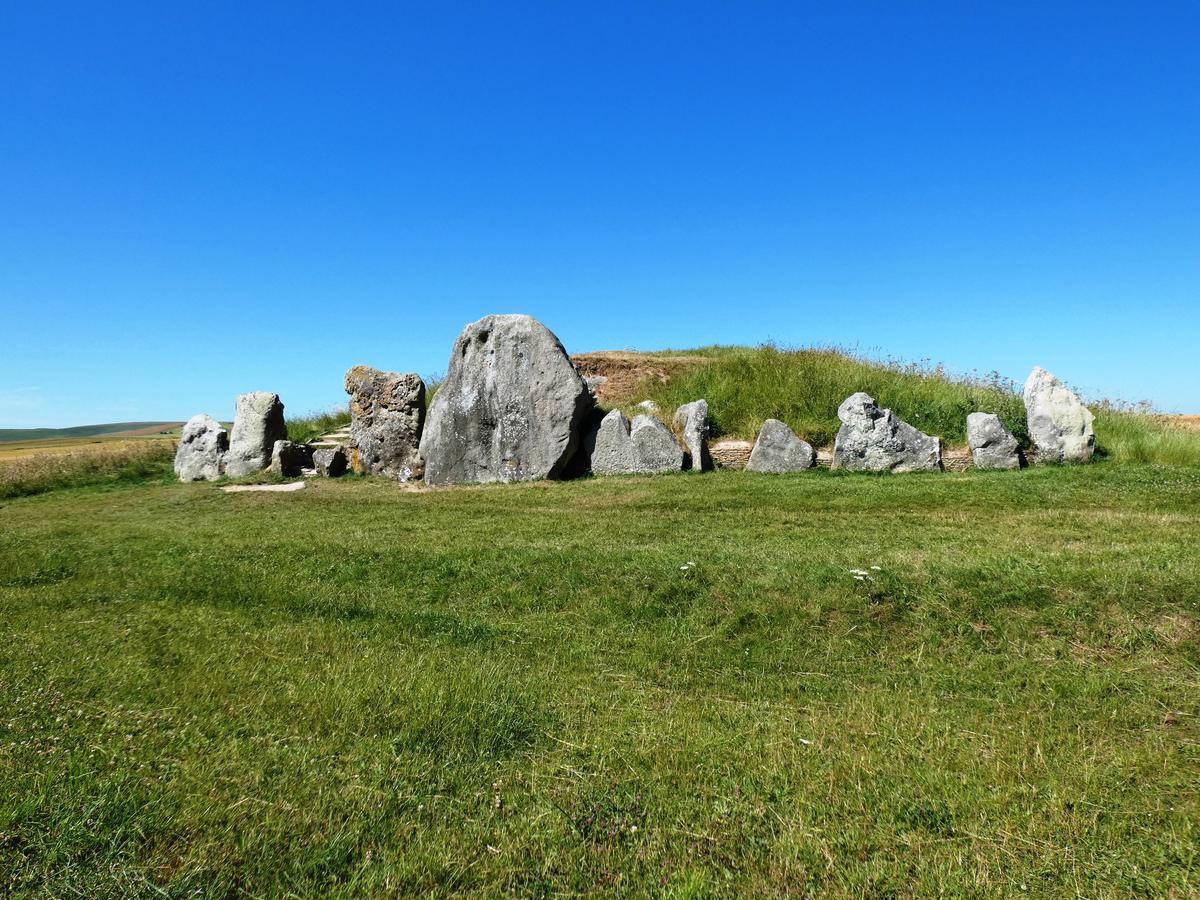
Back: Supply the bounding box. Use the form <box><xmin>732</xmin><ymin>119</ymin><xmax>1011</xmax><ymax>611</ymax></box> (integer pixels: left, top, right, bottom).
<box><xmin>1023</xmin><ymin>367</ymin><xmax>1095</xmax><ymax>463</ymax></box>
<box><xmin>312</xmin><ymin>446</ymin><xmax>348</xmax><ymax>477</ymax></box>
<box><xmin>746</xmin><ymin>419</ymin><xmax>815</xmax><ymax>473</ymax></box>
<box><xmin>831</xmin><ymin>392</ymin><xmax>941</xmax><ymax>473</ymax></box>
<box><xmin>344</xmin><ymin>365</ymin><xmax>425</xmax><ymax>481</ymax></box>
<box><xmin>967</xmin><ymin>412</ymin><xmax>1021</xmax><ymax>470</ymax></box>
<box><xmin>174</xmin><ymin>413</ymin><xmax>227</xmax><ymax>481</ymax></box>
<box><xmin>420</xmin><ymin>315</ymin><xmax>592</xmax><ymax>484</ymax></box>
<box><xmin>672</xmin><ymin>400</ymin><xmax>712</xmax><ymax>472</ymax></box>
<box><xmin>224</xmin><ymin>392</ymin><xmax>287</xmax><ymax>477</ymax></box>
<box><xmin>630</xmin><ymin>415</ymin><xmax>684</xmax><ymax>473</ymax></box>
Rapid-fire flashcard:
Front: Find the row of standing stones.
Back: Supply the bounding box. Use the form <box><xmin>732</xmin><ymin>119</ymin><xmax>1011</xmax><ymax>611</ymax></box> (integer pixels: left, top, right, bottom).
<box><xmin>175</xmin><ymin>314</ymin><xmax>1096</xmax><ymax>484</ymax></box>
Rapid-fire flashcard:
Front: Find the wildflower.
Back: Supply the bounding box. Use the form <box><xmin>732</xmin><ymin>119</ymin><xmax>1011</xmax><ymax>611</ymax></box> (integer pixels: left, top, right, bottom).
<box><xmin>870</xmin><ymin>566</ymin><xmax>881</xmax><ymax>571</ymax></box>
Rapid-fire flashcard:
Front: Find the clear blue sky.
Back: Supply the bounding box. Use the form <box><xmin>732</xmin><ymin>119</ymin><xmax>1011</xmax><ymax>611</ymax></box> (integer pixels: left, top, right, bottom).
<box><xmin>2</xmin><ymin>2</ymin><xmax>1197</xmax><ymax>427</ymax></box>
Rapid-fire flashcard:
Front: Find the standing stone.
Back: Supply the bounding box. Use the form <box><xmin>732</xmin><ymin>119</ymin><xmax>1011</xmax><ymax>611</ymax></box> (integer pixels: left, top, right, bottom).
<box><xmin>224</xmin><ymin>392</ymin><xmax>287</xmax><ymax>477</ymax></box>
<box><xmin>312</xmin><ymin>446</ymin><xmax>348</xmax><ymax>478</ymax></box>
<box><xmin>746</xmin><ymin>419</ymin><xmax>816</xmax><ymax>473</ymax></box>
<box><xmin>630</xmin><ymin>415</ymin><xmax>684</xmax><ymax>473</ymax></box>
<box><xmin>174</xmin><ymin>413</ymin><xmax>228</xmax><ymax>482</ymax></box>
<box><xmin>270</xmin><ymin>440</ymin><xmax>313</xmax><ymax>477</ymax></box>
<box><xmin>420</xmin><ymin>315</ymin><xmax>592</xmax><ymax>485</ymax></box>
<box><xmin>672</xmin><ymin>400</ymin><xmax>712</xmax><ymax>472</ymax></box>
<box><xmin>1023</xmin><ymin>367</ymin><xmax>1095</xmax><ymax>463</ymax></box>
<box><xmin>967</xmin><ymin>412</ymin><xmax>1021</xmax><ymax>470</ymax></box>
<box><xmin>344</xmin><ymin>365</ymin><xmax>426</xmax><ymax>481</ymax></box>
<box><xmin>832</xmin><ymin>393</ymin><xmax>942</xmax><ymax>473</ymax></box>
<box><xmin>590</xmin><ymin>409</ymin><xmax>638</xmax><ymax>475</ymax></box>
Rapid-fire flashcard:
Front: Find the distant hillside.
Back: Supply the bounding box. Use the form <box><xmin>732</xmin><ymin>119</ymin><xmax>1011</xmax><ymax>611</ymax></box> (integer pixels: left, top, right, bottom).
<box><xmin>0</xmin><ymin>422</ymin><xmax>183</xmax><ymax>443</ymax></box>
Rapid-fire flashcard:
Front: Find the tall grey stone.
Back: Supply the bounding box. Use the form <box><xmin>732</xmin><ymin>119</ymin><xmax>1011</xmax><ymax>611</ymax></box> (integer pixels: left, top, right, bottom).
<box><xmin>590</xmin><ymin>409</ymin><xmax>638</xmax><ymax>475</ymax></box>
<box><xmin>630</xmin><ymin>415</ymin><xmax>684</xmax><ymax>473</ymax></box>
<box><xmin>967</xmin><ymin>412</ymin><xmax>1021</xmax><ymax>470</ymax></box>
<box><xmin>174</xmin><ymin>413</ymin><xmax>227</xmax><ymax>482</ymax></box>
<box><xmin>832</xmin><ymin>392</ymin><xmax>942</xmax><ymax>473</ymax></box>
<box><xmin>1023</xmin><ymin>367</ymin><xmax>1095</xmax><ymax>463</ymax></box>
<box><xmin>270</xmin><ymin>440</ymin><xmax>313</xmax><ymax>477</ymax></box>
<box><xmin>420</xmin><ymin>315</ymin><xmax>592</xmax><ymax>485</ymax></box>
<box><xmin>746</xmin><ymin>419</ymin><xmax>815</xmax><ymax>473</ymax></box>
<box><xmin>224</xmin><ymin>392</ymin><xmax>287</xmax><ymax>477</ymax></box>
<box><xmin>672</xmin><ymin>400</ymin><xmax>712</xmax><ymax>472</ymax></box>
<box><xmin>344</xmin><ymin>365</ymin><xmax>426</xmax><ymax>481</ymax></box>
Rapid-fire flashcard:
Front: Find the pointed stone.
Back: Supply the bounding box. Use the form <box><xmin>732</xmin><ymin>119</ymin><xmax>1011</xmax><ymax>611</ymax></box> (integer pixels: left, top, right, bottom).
<box><xmin>746</xmin><ymin>419</ymin><xmax>816</xmax><ymax>473</ymax></box>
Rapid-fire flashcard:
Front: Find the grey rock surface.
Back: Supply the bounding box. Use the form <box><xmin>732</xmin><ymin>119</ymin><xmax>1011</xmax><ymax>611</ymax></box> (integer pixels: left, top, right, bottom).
<box><xmin>672</xmin><ymin>400</ymin><xmax>712</xmax><ymax>471</ymax></box>
<box><xmin>420</xmin><ymin>314</ymin><xmax>592</xmax><ymax>484</ymax></box>
<box><xmin>590</xmin><ymin>409</ymin><xmax>638</xmax><ymax>475</ymax></box>
<box><xmin>174</xmin><ymin>413</ymin><xmax>228</xmax><ymax>482</ymax></box>
<box><xmin>630</xmin><ymin>415</ymin><xmax>684</xmax><ymax>473</ymax></box>
<box><xmin>1023</xmin><ymin>367</ymin><xmax>1095</xmax><ymax>463</ymax></box>
<box><xmin>224</xmin><ymin>392</ymin><xmax>287</xmax><ymax>477</ymax></box>
<box><xmin>746</xmin><ymin>419</ymin><xmax>816</xmax><ymax>473</ymax></box>
<box><xmin>967</xmin><ymin>412</ymin><xmax>1021</xmax><ymax>470</ymax></box>
<box><xmin>831</xmin><ymin>392</ymin><xmax>942</xmax><ymax>473</ymax></box>
<box><xmin>270</xmin><ymin>440</ymin><xmax>313</xmax><ymax>477</ymax></box>
<box><xmin>344</xmin><ymin>365</ymin><xmax>426</xmax><ymax>481</ymax></box>
<box><xmin>312</xmin><ymin>446</ymin><xmax>348</xmax><ymax>477</ymax></box>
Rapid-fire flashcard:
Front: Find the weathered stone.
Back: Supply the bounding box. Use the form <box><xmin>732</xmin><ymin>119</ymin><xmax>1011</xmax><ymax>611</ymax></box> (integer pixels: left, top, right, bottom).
<box><xmin>672</xmin><ymin>400</ymin><xmax>712</xmax><ymax>472</ymax></box>
<box><xmin>224</xmin><ymin>392</ymin><xmax>287</xmax><ymax>477</ymax></box>
<box><xmin>590</xmin><ymin>409</ymin><xmax>638</xmax><ymax>475</ymax></box>
<box><xmin>630</xmin><ymin>415</ymin><xmax>684</xmax><ymax>473</ymax></box>
<box><xmin>831</xmin><ymin>392</ymin><xmax>942</xmax><ymax>473</ymax></box>
<box><xmin>967</xmin><ymin>412</ymin><xmax>1021</xmax><ymax>470</ymax></box>
<box><xmin>420</xmin><ymin>315</ymin><xmax>592</xmax><ymax>484</ymax></box>
<box><xmin>746</xmin><ymin>419</ymin><xmax>815</xmax><ymax>473</ymax></box>
<box><xmin>636</xmin><ymin>400</ymin><xmax>660</xmax><ymax>413</ymax></box>
<box><xmin>1023</xmin><ymin>367</ymin><xmax>1095</xmax><ymax>463</ymax></box>
<box><xmin>270</xmin><ymin>440</ymin><xmax>313</xmax><ymax>477</ymax></box>
<box><xmin>174</xmin><ymin>413</ymin><xmax>228</xmax><ymax>482</ymax></box>
<box><xmin>584</xmin><ymin>375</ymin><xmax>608</xmax><ymax>395</ymax></box>
<box><xmin>312</xmin><ymin>446</ymin><xmax>348</xmax><ymax>477</ymax></box>
<box><xmin>344</xmin><ymin>365</ymin><xmax>426</xmax><ymax>481</ymax></box>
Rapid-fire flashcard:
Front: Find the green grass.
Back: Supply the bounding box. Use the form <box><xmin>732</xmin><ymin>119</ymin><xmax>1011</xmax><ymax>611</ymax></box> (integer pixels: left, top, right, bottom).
<box><xmin>2</xmin><ymin>465</ymin><xmax>1198</xmax><ymax>895</ymax></box>
<box><xmin>287</xmin><ymin>407</ymin><xmax>352</xmax><ymax>444</ymax></box>
<box><xmin>1093</xmin><ymin>407</ymin><xmax>1200</xmax><ymax>466</ymax></box>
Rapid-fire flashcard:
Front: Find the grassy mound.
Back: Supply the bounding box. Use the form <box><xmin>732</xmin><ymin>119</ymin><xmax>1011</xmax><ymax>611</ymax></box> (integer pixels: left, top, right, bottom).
<box><xmin>287</xmin><ymin>407</ymin><xmax>351</xmax><ymax>444</ymax></box>
<box><xmin>636</xmin><ymin>345</ymin><xmax>1200</xmax><ymax>464</ymax></box>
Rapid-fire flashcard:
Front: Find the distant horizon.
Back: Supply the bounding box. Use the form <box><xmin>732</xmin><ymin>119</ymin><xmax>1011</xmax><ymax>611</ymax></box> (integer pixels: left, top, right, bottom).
<box><xmin>3</xmin><ymin>3</ymin><xmax>1197</xmax><ymax>426</ymax></box>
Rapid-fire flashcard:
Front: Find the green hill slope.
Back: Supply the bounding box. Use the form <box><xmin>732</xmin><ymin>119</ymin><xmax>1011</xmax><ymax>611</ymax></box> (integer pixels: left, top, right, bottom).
<box><xmin>0</xmin><ymin>422</ymin><xmax>181</xmax><ymax>443</ymax></box>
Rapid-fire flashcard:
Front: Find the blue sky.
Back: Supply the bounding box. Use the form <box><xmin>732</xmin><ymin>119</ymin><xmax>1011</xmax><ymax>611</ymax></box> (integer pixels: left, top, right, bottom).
<box><xmin>2</xmin><ymin>2</ymin><xmax>1197</xmax><ymax>427</ymax></box>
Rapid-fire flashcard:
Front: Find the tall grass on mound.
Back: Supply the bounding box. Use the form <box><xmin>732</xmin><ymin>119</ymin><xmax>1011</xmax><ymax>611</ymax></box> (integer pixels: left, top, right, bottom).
<box><xmin>287</xmin><ymin>407</ymin><xmax>351</xmax><ymax>444</ymax></box>
<box><xmin>639</xmin><ymin>345</ymin><xmax>1028</xmax><ymax>447</ymax></box>
<box><xmin>1094</xmin><ymin>407</ymin><xmax>1200</xmax><ymax>466</ymax></box>
<box><xmin>0</xmin><ymin>441</ymin><xmax>175</xmax><ymax>500</ymax></box>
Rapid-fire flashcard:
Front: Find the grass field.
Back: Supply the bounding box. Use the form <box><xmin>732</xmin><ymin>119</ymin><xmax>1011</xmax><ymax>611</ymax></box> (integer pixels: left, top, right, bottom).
<box><xmin>2</xmin><ymin>464</ymin><xmax>1198</xmax><ymax>896</ymax></box>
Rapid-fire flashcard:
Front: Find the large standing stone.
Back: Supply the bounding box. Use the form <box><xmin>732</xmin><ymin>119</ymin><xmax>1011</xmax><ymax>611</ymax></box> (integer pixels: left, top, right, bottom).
<box><xmin>1023</xmin><ymin>367</ymin><xmax>1095</xmax><ymax>463</ymax></box>
<box><xmin>312</xmin><ymin>446</ymin><xmax>348</xmax><ymax>478</ymax></box>
<box><xmin>832</xmin><ymin>393</ymin><xmax>942</xmax><ymax>473</ymax></box>
<box><xmin>746</xmin><ymin>419</ymin><xmax>815</xmax><ymax>473</ymax></box>
<box><xmin>174</xmin><ymin>413</ymin><xmax>228</xmax><ymax>482</ymax></box>
<box><xmin>344</xmin><ymin>365</ymin><xmax>426</xmax><ymax>481</ymax></box>
<box><xmin>967</xmin><ymin>412</ymin><xmax>1021</xmax><ymax>470</ymax></box>
<box><xmin>270</xmin><ymin>440</ymin><xmax>313</xmax><ymax>477</ymax></box>
<box><xmin>672</xmin><ymin>400</ymin><xmax>712</xmax><ymax>472</ymax></box>
<box><xmin>630</xmin><ymin>415</ymin><xmax>684</xmax><ymax>473</ymax></box>
<box><xmin>224</xmin><ymin>392</ymin><xmax>287</xmax><ymax>477</ymax></box>
<box><xmin>420</xmin><ymin>315</ymin><xmax>592</xmax><ymax>484</ymax></box>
